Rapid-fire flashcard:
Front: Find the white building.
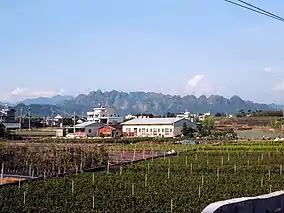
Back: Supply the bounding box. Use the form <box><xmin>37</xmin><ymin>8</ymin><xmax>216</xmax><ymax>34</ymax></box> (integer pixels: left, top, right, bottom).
<box><xmin>87</xmin><ymin>106</ymin><xmax>123</xmax><ymax>124</ymax></box>
<box><xmin>199</xmin><ymin>112</ymin><xmax>211</xmax><ymax>121</ymax></box>
<box><xmin>176</xmin><ymin>110</ymin><xmax>196</xmax><ymax>122</ymax></box>
<box><xmin>122</xmin><ymin>117</ymin><xmax>196</xmax><ymax>138</ymax></box>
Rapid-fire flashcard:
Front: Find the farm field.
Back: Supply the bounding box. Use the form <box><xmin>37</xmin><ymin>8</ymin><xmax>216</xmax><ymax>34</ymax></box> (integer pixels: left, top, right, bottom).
<box><xmin>1</xmin><ymin>142</ymin><xmax>284</xmax><ymax>212</ymax></box>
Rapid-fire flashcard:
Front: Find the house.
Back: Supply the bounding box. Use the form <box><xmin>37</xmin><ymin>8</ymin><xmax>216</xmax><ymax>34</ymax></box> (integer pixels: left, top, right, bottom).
<box><xmin>0</xmin><ymin>107</ymin><xmax>20</xmax><ymax>130</ymax></box>
<box><xmin>74</xmin><ymin>121</ymin><xmax>104</xmax><ymax>137</ymax></box>
<box><xmin>121</xmin><ymin>118</ymin><xmax>196</xmax><ymax>138</ymax></box>
<box><xmin>87</xmin><ymin>106</ymin><xmax>123</xmax><ymax>124</ymax></box>
<box><xmin>97</xmin><ymin>124</ymin><xmax>122</xmax><ymax>138</ymax></box>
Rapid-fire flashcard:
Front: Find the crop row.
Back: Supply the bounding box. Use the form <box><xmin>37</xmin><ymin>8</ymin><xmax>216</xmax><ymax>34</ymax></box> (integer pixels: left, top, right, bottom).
<box><xmin>0</xmin><ymin>144</ymin><xmax>108</xmax><ymax>177</ymax></box>
<box><xmin>1</xmin><ymin>148</ymin><xmax>284</xmax><ymax>212</ymax></box>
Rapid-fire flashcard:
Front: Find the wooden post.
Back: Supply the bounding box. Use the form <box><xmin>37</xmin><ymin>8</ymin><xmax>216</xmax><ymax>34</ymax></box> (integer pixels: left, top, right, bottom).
<box><xmin>217</xmin><ymin>168</ymin><xmax>219</xmax><ymax>180</ymax></box>
<box><xmin>145</xmin><ymin>174</ymin><xmax>147</xmax><ymax>187</ymax></box>
<box><xmin>270</xmin><ymin>185</ymin><xmax>272</xmax><ymax>193</ymax></box>
<box><xmin>92</xmin><ymin>173</ymin><xmax>95</xmax><ymax>185</ymax></box>
<box><xmin>0</xmin><ymin>162</ymin><xmax>3</xmax><ymax>183</ymax></box>
<box><xmin>18</xmin><ymin>179</ymin><xmax>21</xmax><ymax>189</ymax></box>
<box><xmin>185</xmin><ymin>156</ymin><xmax>188</xmax><ymax>165</ymax></box>
<box><xmin>234</xmin><ymin>164</ymin><xmax>237</xmax><ymax>173</ymax></box>
<box><xmin>221</xmin><ymin>156</ymin><xmax>224</xmax><ymax>166</ymax></box>
<box><xmin>132</xmin><ymin>184</ymin><xmax>134</xmax><ymax>196</ymax></box>
<box><xmin>227</xmin><ymin>153</ymin><xmax>230</xmax><ymax>162</ymax></box>
<box><xmin>23</xmin><ymin>191</ymin><xmax>26</xmax><ymax>205</ymax></box>
<box><xmin>261</xmin><ymin>177</ymin><xmax>263</xmax><ymax>187</ymax></box>
<box><xmin>195</xmin><ymin>153</ymin><xmax>197</xmax><ymax>160</ymax></box>
<box><xmin>92</xmin><ymin>195</ymin><xmax>95</xmax><ymax>209</ymax></box>
<box><xmin>201</xmin><ymin>174</ymin><xmax>204</xmax><ymax>187</ymax></box>
<box><xmin>247</xmin><ymin>159</ymin><xmax>250</xmax><ymax>166</ymax></box>
<box><xmin>190</xmin><ymin>163</ymin><xmax>193</xmax><ymax>175</ymax></box>
<box><xmin>258</xmin><ymin>157</ymin><xmax>260</xmax><ymax>165</ymax></box>
<box><xmin>120</xmin><ymin>166</ymin><xmax>122</xmax><ymax>175</ymax></box>
<box><xmin>207</xmin><ymin>159</ymin><xmax>209</xmax><ymax>165</ymax></box>
<box><xmin>72</xmin><ymin>180</ymin><xmax>74</xmax><ymax>194</ymax></box>
<box><xmin>268</xmin><ymin>169</ymin><xmax>271</xmax><ymax>180</ymax></box>
<box><xmin>107</xmin><ymin>161</ymin><xmax>110</xmax><ymax>173</ymax></box>
<box><xmin>198</xmin><ymin>185</ymin><xmax>201</xmax><ymax>198</ymax></box>
<box><xmin>261</xmin><ymin>153</ymin><xmax>264</xmax><ymax>160</ymax></box>
<box><xmin>171</xmin><ymin>199</ymin><xmax>173</xmax><ymax>213</ymax></box>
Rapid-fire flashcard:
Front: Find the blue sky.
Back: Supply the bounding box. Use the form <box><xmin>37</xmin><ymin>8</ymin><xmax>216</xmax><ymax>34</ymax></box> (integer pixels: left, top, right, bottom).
<box><xmin>1</xmin><ymin>0</ymin><xmax>284</xmax><ymax>104</ymax></box>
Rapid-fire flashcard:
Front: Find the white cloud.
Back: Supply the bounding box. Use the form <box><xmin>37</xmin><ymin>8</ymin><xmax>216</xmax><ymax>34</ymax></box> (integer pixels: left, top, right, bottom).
<box><xmin>264</xmin><ymin>67</ymin><xmax>272</xmax><ymax>73</ymax></box>
<box><xmin>272</xmin><ymin>80</ymin><xmax>284</xmax><ymax>91</ymax></box>
<box><xmin>0</xmin><ymin>87</ymin><xmax>65</xmax><ymax>103</ymax></box>
<box><xmin>186</xmin><ymin>74</ymin><xmax>226</xmax><ymax>96</ymax></box>
<box><xmin>187</xmin><ymin>74</ymin><xmax>205</xmax><ymax>88</ymax></box>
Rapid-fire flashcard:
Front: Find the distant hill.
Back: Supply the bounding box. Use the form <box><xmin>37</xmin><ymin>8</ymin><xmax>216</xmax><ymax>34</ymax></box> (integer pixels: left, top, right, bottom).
<box><xmin>269</xmin><ymin>104</ymin><xmax>284</xmax><ymax>110</ymax></box>
<box><xmin>56</xmin><ymin>90</ymin><xmax>271</xmax><ymax>116</ymax></box>
<box><xmin>19</xmin><ymin>95</ymin><xmax>74</xmax><ymax>105</ymax></box>
<box><xmin>0</xmin><ymin>90</ymin><xmax>273</xmax><ymax>117</ymax></box>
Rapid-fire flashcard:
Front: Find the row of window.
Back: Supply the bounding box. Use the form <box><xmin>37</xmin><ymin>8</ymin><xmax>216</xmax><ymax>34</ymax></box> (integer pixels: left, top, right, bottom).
<box><xmin>125</xmin><ymin>128</ymin><xmax>173</xmax><ymax>133</ymax></box>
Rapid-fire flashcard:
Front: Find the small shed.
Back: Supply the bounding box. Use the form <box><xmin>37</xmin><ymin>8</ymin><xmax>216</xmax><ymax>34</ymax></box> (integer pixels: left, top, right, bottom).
<box><xmin>74</xmin><ymin>121</ymin><xmax>104</xmax><ymax>137</ymax></box>
<box><xmin>56</xmin><ymin>128</ymin><xmax>67</xmax><ymax>137</ymax></box>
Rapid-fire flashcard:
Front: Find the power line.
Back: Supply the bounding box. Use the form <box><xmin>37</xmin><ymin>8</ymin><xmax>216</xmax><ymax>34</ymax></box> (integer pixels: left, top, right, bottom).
<box><xmin>236</xmin><ymin>0</ymin><xmax>284</xmax><ymax>21</ymax></box>
<box><xmin>224</xmin><ymin>0</ymin><xmax>284</xmax><ymax>22</ymax></box>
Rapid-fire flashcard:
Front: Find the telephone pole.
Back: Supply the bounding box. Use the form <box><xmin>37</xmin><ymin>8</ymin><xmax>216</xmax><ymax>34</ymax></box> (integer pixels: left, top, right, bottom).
<box><xmin>28</xmin><ymin>107</ymin><xmax>31</xmax><ymax>131</ymax></box>
<box><xmin>19</xmin><ymin>107</ymin><xmax>23</xmax><ymax>130</ymax></box>
<box><xmin>73</xmin><ymin>111</ymin><xmax>76</xmax><ymax>133</ymax></box>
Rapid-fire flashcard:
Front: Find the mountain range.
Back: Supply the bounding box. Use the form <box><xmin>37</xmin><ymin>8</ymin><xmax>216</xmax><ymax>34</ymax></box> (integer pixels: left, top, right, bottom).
<box><xmin>0</xmin><ymin>90</ymin><xmax>275</xmax><ymax>117</ymax></box>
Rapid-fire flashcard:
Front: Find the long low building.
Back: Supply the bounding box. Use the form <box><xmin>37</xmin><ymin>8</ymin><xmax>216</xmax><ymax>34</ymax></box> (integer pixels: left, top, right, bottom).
<box><xmin>121</xmin><ymin>117</ymin><xmax>196</xmax><ymax>138</ymax></box>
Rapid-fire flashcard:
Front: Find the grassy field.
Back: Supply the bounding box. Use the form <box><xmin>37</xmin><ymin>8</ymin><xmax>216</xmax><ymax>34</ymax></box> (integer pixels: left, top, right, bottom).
<box><xmin>1</xmin><ymin>142</ymin><xmax>284</xmax><ymax>212</ymax></box>
<box><xmin>11</xmin><ymin>129</ymin><xmax>56</xmax><ymax>136</ymax></box>
<box><xmin>236</xmin><ymin>130</ymin><xmax>279</xmax><ymax>139</ymax></box>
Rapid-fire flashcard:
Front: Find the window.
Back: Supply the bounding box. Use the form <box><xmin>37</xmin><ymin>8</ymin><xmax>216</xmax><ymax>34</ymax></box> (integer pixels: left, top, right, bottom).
<box><xmin>158</xmin><ymin>129</ymin><xmax>160</xmax><ymax>132</ymax></box>
<box><xmin>146</xmin><ymin>129</ymin><xmax>148</xmax><ymax>132</ymax></box>
<box><xmin>170</xmin><ymin>128</ymin><xmax>172</xmax><ymax>132</ymax></box>
<box><xmin>162</xmin><ymin>129</ymin><xmax>164</xmax><ymax>132</ymax></box>
<box><xmin>139</xmin><ymin>128</ymin><xmax>141</xmax><ymax>132</ymax></box>
<box><xmin>126</xmin><ymin>128</ymin><xmax>131</xmax><ymax>132</ymax></box>
<box><xmin>88</xmin><ymin>129</ymin><xmax>91</xmax><ymax>133</ymax></box>
<box><xmin>150</xmin><ymin>129</ymin><xmax>152</xmax><ymax>132</ymax></box>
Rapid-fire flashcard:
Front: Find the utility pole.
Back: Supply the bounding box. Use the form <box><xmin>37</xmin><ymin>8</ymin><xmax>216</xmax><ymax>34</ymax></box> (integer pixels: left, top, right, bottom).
<box><xmin>51</xmin><ymin>110</ymin><xmax>54</xmax><ymax>130</ymax></box>
<box><xmin>28</xmin><ymin>107</ymin><xmax>31</xmax><ymax>131</ymax></box>
<box><xmin>73</xmin><ymin>111</ymin><xmax>76</xmax><ymax>134</ymax></box>
<box><xmin>19</xmin><ymin>107</ymin><xmax>23</xmax><ymax>130</ymax></box>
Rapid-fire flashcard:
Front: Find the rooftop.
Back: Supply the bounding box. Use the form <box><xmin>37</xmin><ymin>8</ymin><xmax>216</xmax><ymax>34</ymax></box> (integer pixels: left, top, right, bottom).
<box><xmin>122</xmin><ymin>117</ymin><xmax>186</xmax><ymax>125</ymax></box>
<box><xmin>74</xmin><ymin>121</ymin><xmax>104</xmax><ymax>128</ymax></box>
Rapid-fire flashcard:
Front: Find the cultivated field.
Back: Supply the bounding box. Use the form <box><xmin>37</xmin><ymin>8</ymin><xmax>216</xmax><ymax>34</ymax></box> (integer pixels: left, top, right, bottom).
<box><xmin>1</xmin><ymin>141</ymin><xmax>284</xmax><ymax>212</ymax></box>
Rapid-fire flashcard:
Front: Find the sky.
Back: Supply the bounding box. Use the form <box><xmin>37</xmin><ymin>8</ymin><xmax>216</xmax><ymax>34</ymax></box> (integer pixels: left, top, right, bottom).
<box><xmin>1</xmin><ymin>0</ymin><xmax>284</xmax><ymax>104</ymax></box>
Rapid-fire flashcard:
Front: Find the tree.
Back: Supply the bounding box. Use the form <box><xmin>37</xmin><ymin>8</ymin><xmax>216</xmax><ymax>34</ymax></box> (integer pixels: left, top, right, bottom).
<box><xmin>0</xmin><ymin>123</ymin><xmax>6</xmax><ymax>138</ymax></box>
<box><xmin>181</xmin><ymin>122</ymin><xmax>194</xmax><ymax>137</ymax></box>
<box><xmin>270</xmin><ymin>118</ymin><xmax>282</xmax><ymax>129</ymax></box>
<box><xmin>215</xmin><ymin>112</ymin><xmax>222</xmax><ymax>117</ymax></box>
<box><xmin>200</xmin><ymin>117</ymin><xmax>215</xmax><ymax>136</ymax></box>
<box><xmin>166</xmin><ymin>112</ymin><xmax>176</xmax><ymax>117</ymax></box>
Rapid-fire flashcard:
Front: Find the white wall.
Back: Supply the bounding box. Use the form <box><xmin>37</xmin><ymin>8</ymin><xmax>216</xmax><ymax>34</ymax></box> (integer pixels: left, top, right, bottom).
<box><xmin>122</xmin><ymin>124</ymin><xmax>174</xmax><ymax>137</ymax></box>
<box><xmin>202</xmin><ymin>191</ymin><xmax>284</xmax><ymax>213</ymax></box>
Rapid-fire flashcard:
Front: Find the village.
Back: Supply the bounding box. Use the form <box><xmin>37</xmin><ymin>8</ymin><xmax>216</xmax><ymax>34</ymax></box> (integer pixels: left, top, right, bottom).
<box><xmin>0</xmin><ymin>105</ymin><xmax>214</xmax><ymax>139</ymax></box>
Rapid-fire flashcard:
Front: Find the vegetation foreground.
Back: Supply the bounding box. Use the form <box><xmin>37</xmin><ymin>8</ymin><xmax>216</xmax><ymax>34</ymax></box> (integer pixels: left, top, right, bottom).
<box><xmin>1</xmin><ymin>143</ymin><xmax>284</xmax><ymax>212</ymax></box>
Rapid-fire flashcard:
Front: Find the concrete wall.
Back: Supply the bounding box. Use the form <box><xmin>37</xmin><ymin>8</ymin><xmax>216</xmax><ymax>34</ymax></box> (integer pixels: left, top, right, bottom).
<box><xmin>202</xmin><ymin>191</ymin><xmax>284</xmax><ymax>213</ymax></box>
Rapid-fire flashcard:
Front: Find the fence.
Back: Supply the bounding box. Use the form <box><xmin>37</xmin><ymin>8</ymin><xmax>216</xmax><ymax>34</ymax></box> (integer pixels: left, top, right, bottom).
<box><xmin>202</xmin><ymin>191</ymin><xmax>284</xmax><ymax>213</ymax></box>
